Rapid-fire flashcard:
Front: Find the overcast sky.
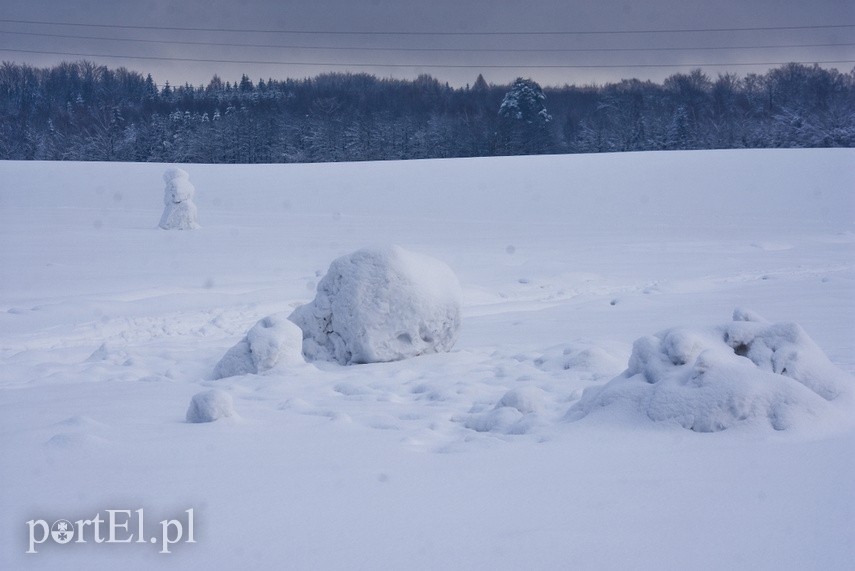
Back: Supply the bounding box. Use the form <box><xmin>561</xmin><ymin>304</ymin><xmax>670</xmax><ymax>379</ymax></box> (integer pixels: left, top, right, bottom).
<box><xmin>1</xmin><ymin>0</ymin><xmax>853</xmax><ymax>88</ymax></box>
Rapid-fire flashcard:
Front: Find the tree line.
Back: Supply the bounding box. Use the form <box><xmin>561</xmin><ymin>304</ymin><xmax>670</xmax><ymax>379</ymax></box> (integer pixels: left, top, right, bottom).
<box><xmin>1</xmin><ymin>60</ymin><xmax>853</xmax><ymax>163</ymax></box>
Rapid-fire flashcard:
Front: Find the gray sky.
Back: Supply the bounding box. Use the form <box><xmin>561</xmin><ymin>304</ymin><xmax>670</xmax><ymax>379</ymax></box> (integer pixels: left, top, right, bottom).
<box><xmin>1</xmin><ymin>0</ymin><xmax>853</xmax><ymax>88</ymax></box>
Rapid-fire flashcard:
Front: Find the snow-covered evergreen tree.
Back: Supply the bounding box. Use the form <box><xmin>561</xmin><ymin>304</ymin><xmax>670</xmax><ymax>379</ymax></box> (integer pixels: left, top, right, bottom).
<box><xmin>666</xmin><ymin>105</ymin><xmax>692</xmax><ymax>149</ymax></box>
<box><xmin>499</xmin><ymin>78</ymin><xmax>552</xmax><ymax>125</ymax></box>
<box><xmin>498</xmin><ymin>78</ymin><xmax>554</xmax><ymax>155</ymax></box>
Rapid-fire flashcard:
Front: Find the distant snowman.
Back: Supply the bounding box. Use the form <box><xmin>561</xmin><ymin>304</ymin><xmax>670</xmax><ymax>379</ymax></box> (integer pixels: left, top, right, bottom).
<box><xmin>159</xmin><ymin>167</ymin><xmax>199</xmax><ymax>230</ymax></box>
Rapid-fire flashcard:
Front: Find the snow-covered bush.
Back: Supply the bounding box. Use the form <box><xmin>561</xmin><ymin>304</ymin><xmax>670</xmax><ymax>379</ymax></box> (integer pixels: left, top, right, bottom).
<box><xmin>212</xmin><ymin>313</ymin><xmax>304</xmax><ymax>379</ymax></box>
<box><xmin>566</xmin><ymin>310</ymin><xmax>853</xmax><ymax>432</ymax></box>
<box><xmin>289</xmin><ymin>246</ymin><xmax>462</xmax><ymax>365</ymax></box>
<box><xmin>186</xmin><ymin>389</ymin><xmax>235</xmax><ymax>423</ymax></box>
<box><xmin>159</xmin><ymin>168</ymin><xmax>199</xmax><ymax>230</ymax></box>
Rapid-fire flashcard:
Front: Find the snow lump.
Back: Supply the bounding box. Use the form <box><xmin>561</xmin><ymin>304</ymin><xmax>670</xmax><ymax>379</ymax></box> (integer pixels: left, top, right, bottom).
<box><xmin>159</xmin><ymin>168</ymin><xmax>199</xmax><ymax>230</ymax></box>
<box><xmin>212</xmin><ymin>313</ymin><xmax>305</xmax><ymax>379</ymax></box>
<box><xmin>289</xmin><ymin>246</ymin><xmax>462</xmax><ymax>365</ymax></box>
<box><xmin>186</xmin><ymin>389</ymin><xmax>235</xmax><ymax>423</ymax></box>
<box><xmin>464</xmin><ymin>387</ymin><xmax>545</xmax><ymax>434</ymax></box>
<box><xmin>566</xmin><ymin>310</ymin><xmax>853</xmax><ymax>432</ymax></box>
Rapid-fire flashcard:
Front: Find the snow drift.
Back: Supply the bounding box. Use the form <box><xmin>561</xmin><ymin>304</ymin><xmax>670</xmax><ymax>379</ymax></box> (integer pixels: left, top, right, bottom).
<box><xmin>159</xmin><ymin>167</ymin><xmax>199</xmax><ymax>230</ymax></box>
<box><xmin>212</xmin><ymin>313</ymin><xmax>304</xmax><ymax>379</ymax></box>
<box><xmin>566</xmin><ymin>309</ymin><xmax>853</xmax><ymax>432</ymax></box>
<box><xmin>289</xmin><ymin>246</ymin><xmax>462</xmax><ymax>365</ymax></box>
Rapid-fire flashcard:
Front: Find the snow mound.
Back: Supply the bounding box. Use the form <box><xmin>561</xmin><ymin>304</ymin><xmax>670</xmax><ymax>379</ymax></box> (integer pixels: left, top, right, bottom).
<box><xmin>566</xmin><ymin>310</ymin><xmax>853</xmax><ymax>432</ymax></box>
<box><xmin>186</xmin><ymin>389</ymin><xmax>235</xmax><ymax>423</ymax></box>
<box><xmin>464</xmin><ymin>407</ymin><xmax>527</xmax><ymax>433</ymax></box>
<box><xmin>85</xmin><ymin>342</ymin><xmax>129</xmax><ymax>364</ymax></box>
<box><xmin>212</xmin><ymin>312</ymin><xmax>304</xmax><ymax>379</ymax></box>
<box><xmin>46</xmin><ymin>432</ymin><xmax>109</xmax><ymax>449</ymax></box>
<box><xmin>497</xmin><ymin>386</ymin><xmax>545</xmax><ymax>414</ymax></box>
<box><xmin>159</xmin><ymin>168</ymin><xmax>199</xmax><ymax>230</ymax></box>
<box><xmin>464</xmin><ymin>387</ymin><xmax>545</xmax><ymax>434</ymax></box>
<box><xmin>289</xmin><ymin>246</ymin><xmax>462</xmax><ymax>365</ymax></box>
<box><xmin>534</xmin><ymin>342</ymin><xmax>626</xmax><ymax>380</ymax></box>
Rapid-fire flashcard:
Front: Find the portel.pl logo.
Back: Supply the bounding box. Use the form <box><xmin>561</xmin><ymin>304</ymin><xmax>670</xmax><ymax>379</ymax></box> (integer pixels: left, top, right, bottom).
<box><xmin>26</xmin><ymin>508</ymin><xmax>195</xmax><ymax>554</ymax></box>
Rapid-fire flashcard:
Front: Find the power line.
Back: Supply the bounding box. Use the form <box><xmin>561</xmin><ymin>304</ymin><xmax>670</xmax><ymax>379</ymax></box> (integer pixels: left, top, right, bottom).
<box><xmin>1</xmin><ymin>17</ymin><xmax>854</xmax><ymax>36</ymax></box>
<box><xmin>2</xmin><ymin>29</ymin><xmax>853</xmax><ymax>54</ymax></box>
<box><xmin>2</xmin><ymin>47</ymin><xmax>852</xmax><ymax>70</ymax></box>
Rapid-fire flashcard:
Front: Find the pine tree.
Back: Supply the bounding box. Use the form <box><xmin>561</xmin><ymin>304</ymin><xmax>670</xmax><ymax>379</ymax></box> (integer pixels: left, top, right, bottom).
<box><xmin>498</xmin><ymin>78</ymin><xmax>554</xmax><ymax>155</ymax></box>
<box><xmin>472</xmin><ymin>74</ymin><xmax>489</xmax><ymax>93</ymax></box>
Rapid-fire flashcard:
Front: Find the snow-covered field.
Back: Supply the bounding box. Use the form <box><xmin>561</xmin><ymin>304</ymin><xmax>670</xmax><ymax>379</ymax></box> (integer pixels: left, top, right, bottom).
<box><xmin>1</xmin><ymin>149</ymin><xmax>853</xmax><ymax>570</ymax></box>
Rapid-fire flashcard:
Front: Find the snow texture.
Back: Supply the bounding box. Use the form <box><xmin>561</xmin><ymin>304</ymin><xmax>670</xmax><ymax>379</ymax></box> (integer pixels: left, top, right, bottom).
<box><xmin>212</xmin><ymin>312</ymin><xmax>305</xmax><ymax>379</ymax></box>
<box><xmin>159</xmin><ymin>167</ymin><xmax>200</xmax><ymax>230</ymax></box>
<box><xmin>186</xmin><ymin>389</ymin><xmax>235</xmax><ymax>423</ymax></box>
<box><xmin>2</xmin><ymin>151</ymin><xmax>854</xmax><ymax>570</ymax></box>
<box><xmin>289</xmin><ymin>245</ymin><xmax>462</xmax><ymax>365</ymax></box>
<box><xmin>567</xmin><ymin>309</ymin><xmax>854</xmax><ymax>432</ymax></box>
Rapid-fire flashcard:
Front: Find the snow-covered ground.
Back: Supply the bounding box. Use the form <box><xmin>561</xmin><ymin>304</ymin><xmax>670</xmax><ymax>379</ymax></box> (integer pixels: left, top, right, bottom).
<box><xmin>1</xmin><ymin>149</ymin><xmax>853</xmax><ymax>569</ymax></box>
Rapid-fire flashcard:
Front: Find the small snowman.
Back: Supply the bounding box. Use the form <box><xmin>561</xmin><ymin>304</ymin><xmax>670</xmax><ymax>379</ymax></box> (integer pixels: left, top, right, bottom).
<box><xmin>158</xmin><ymin>168</ymin><xmax>199</xmax><ymax>230</ymax></box>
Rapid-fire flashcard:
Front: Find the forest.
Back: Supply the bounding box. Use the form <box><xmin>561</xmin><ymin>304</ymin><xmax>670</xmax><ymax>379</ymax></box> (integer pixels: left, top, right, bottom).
<box><xmin>1</xmin><ymin>60</ymin><xmax>853</xmax><ymax>163</ymax></box>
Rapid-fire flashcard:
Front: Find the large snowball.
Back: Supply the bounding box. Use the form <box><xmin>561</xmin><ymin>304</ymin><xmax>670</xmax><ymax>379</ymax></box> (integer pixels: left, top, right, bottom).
<box><xmin>289</xmin><ymin>246</ymin><xmax>462</xmax><ymax>365</ymax></box>
<box><xmin>566</xmin><ymin>310</ymin><xmax>853</xmax><ymax>432</ymax></box>
<box><xmin>186</xmin><ymin>389</ymin><xmax>235</xmax><ymax>423</ymax></box>
<box><xmin>212</xmin><ymin>312</ymin><xmax>305</xmax><ymax>379</ymax></box>
<box><xmin>159</xmin><ymin>167</ymin><xmax>199</xmax><ymax>230</ymax></box>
